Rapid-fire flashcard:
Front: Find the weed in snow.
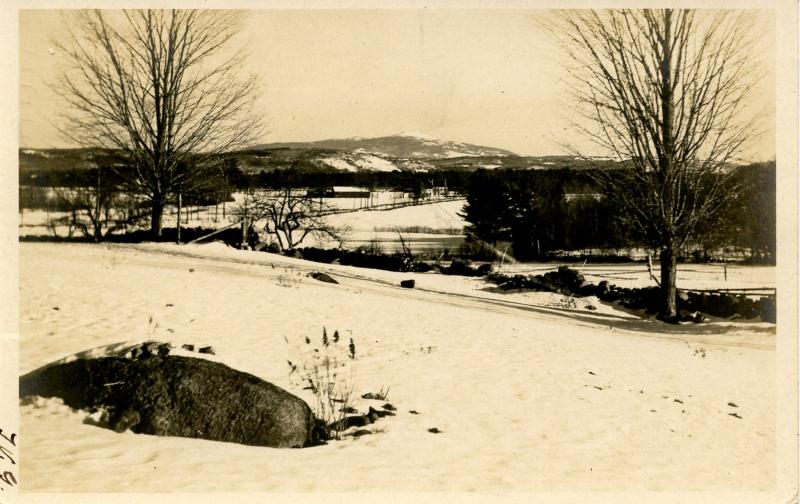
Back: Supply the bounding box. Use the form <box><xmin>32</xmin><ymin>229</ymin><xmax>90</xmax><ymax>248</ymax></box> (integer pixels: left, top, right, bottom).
<box><xmin>286</xmin><ymin>327</ymin><xmax>357</xmax><ymax>440</ymax></box>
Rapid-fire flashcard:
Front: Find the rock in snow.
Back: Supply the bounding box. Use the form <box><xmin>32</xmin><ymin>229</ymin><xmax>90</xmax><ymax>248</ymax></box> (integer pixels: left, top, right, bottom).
<box><xmin>308</xmin><ymin>271</ymin><xmax>339</xmax><ymax>284</ymax></box>
<box><xmin>20</xmin><ymin>354</ymin><xmax>320</xmax><ymax>448</ymax></box>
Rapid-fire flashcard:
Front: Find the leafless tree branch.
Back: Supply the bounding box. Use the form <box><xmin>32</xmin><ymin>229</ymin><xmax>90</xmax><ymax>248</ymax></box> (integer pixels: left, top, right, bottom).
<box><xmin>233</xmin><ymin>189</ymin><xmax>348</xmax><ymax>252</ymax></box>
<box><xmin>545</xmin><ymin>9</ymin><xmax>761</xmax><ymax>319</ymax></box>
<box><xmin>54</xmin><ymin>9</ymin><xmax>264</xmax><ymax>237</ymax></box>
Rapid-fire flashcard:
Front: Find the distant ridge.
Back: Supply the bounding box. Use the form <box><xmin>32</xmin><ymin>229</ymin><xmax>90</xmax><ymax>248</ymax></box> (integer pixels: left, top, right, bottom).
<box><xmin>249</xmin><ymin>133</ymin><xmax>517</xmax><ymax>159</ymax></box>
<box><xmin>19</xmin><ymin>141</ymin><xmax>627</xmax><ymax>176</ymax></box>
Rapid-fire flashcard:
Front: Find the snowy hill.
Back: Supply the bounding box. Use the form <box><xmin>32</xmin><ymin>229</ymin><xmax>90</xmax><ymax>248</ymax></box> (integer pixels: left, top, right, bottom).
<box><xmin>317</xmin><ymin>151</ymin><xmax>403</xmax><ymax>172</ymax></box>
<box><xmin>19</xmin><ymin>242</ymin><xmax>777</xmax><ymax>492</ymax></box>
<box><xmin>250</xmin><ymin>132</ymin><xmax>517</xmax><ymax>159</ymax></box>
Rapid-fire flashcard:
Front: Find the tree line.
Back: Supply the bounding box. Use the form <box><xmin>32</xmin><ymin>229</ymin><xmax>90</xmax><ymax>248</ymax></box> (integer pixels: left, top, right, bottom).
<box><xmin>459</xmin><ymin>162</ymin><xmax>775</xmax><ymax>263</ymax></box>
<box><xmin>21</xmin><ymin>160</ymin><xmax>775</xmax><ymax>264</ymax></box>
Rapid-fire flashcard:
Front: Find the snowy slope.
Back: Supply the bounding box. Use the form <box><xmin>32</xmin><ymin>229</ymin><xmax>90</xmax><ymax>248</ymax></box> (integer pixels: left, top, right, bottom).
<box><xmin>323</xmin><ymin>199</ymin><xmax>466</xmax><ymax>232</ymax></box>
<box><xmin>318</xmin><ymin>152</ymin><xmax>400</xmax><ymax>172</ymax></box>
<box><xmin>19</xmin><ymin>243</ymin><xmax>776</xmax><ymax>494</ymax></box>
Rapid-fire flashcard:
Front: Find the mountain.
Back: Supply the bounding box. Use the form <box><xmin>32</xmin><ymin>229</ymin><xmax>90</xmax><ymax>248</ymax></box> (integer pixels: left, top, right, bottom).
<box><xmin>249</xmin><ymin>132</ymin><xmax>517</xmax><ymax>160</ymax></box>
<box><xmin>19</xmin><ymin>136</ymin><xmax>624</xmax><ymax>179</ymax></box>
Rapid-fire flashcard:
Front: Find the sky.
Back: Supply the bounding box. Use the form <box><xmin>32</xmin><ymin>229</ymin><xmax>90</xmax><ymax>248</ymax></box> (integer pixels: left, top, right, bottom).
<box><xmin>19</xmin><ymin>9</ymin><xmax>776</xmax><ymax>160</ymax></box>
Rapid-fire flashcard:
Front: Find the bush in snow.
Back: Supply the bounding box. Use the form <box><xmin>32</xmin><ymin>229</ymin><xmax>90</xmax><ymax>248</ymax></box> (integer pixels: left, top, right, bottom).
<box><xmin>286</xmin><ymin>327</ymin><xmax>356</xmax><ymax>440</ymax></box>
<box><xmin>487</xmin><ymin>267</ymin><xmax>777</xmax><ymax>323</ymax></box>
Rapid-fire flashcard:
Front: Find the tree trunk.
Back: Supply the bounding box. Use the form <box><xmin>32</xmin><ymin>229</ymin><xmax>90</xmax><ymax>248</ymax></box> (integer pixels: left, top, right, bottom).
<box><xmin>660</xmin><ymin>244</ymin><xmax>678</xmax><ymax>320</ymax></box>
<box><xmin>151</xmin><ymin>197</ymin><xmax>164</xmax><ymax>239</ymax></box>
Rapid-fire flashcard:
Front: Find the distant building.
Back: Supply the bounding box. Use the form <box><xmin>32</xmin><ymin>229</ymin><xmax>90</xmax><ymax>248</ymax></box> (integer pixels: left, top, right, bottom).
<box><xmin>306</xmin><ymin>186</ymin><xmax>371</xmax><ymax>198</ymax></box>
<box><xmin>423</xmin><ymin>186</ymin><xmax>453</xmax><ymax>198</ymax></box>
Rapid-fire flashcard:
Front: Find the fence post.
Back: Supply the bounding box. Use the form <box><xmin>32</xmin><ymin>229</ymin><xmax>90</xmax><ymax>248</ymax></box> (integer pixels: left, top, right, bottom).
<box><xmin>240</xmin><ymin>197</ymin><xmax>248</xmax><ymax>249</ymax></box>
<box><xmin>177</xmin><ymin>191</ymin><xmax>182</xmax><ymax>244</ymax></box>
<box><xmin>95</xmin><ymin>167</ymin><xmax>101</xmax><ymax>242</ymax></box>
<box><xmin>647</xmin><ymin>252</ymin><xmax>660</xmax><ymax>286</ymax></box>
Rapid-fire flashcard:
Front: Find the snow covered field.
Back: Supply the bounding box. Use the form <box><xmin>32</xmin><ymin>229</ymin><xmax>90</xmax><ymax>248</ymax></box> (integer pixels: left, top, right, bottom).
<box><xmin>19</xmin><ymin>242</ymin><xmax>776</xmax><ymax>494</ymax></box>
<box><xmin>18</xmin><ymin>196</ymin><xmax>467</xmax><ymax>253</ymax></box>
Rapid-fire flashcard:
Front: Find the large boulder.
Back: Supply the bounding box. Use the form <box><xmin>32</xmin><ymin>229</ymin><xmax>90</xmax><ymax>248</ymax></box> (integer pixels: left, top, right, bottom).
<box><xmin>20</xmin><ymin>355</ymin><xmax>319</xmax><ymax>448</ymax></box>
<box><xmin>476</xmin><ymin>263</ymin><xmax>494</xmax><ymax>277</ymax></box>
<box><xmin>596</xmin><ymin>280</ymin><xmax>613</xmax><ymax>300</ymax></box>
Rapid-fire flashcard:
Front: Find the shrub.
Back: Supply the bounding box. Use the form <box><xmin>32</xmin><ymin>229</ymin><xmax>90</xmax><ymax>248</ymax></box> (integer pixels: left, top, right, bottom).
<box><xmin>758</xmin><ymin>296</ymin><xmax>776</xmax><ymax>323</ymax></box>
<box><xmin>294</xmin><ymin>247</ymin><xmax>432</xmax><ymax>274</ymax></box>
<box><xmin>488</xmin><ymin>266</ymin><xmax>586</xmax><ymax>295</ymax></box>
<box><xmin>442</xmin><ymin>259</ymin><xmax>489</xmax><ymax>277</ymax></box>
<box><xmin>285</xmin><ymin>327</ymin><xmax>356</xmax><ymax>440</ymax></box>
<box><xmin>487</xmin><ymin>267</ymin><xmax>776</xmax><ymax>323</ymax></box>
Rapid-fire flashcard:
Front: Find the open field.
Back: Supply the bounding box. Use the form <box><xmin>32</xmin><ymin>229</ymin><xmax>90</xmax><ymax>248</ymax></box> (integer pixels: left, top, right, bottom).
<box><xmin>18</xmin><ymin>194</ymin><xmax>468</xmax><ymax>253</ymax></box>
<box><xmin>19</xmin><ymin>242</ymin><xmax>776</xmax><ymax>493</ymax></box>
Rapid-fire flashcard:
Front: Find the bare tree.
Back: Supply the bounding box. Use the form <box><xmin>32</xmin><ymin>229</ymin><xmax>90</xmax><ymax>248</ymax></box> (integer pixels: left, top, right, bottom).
<box><xmin>235</xmin><ymin>189</ymin><xmax>347</xmax><ymax>251</ymax></box>
<box><xmin>51</xmin><ymin>151</ymin><xmax>122</xmax><ymax>241</ymax></box>
<box><xmin>56</xmin><ymin>9</ymin><xmax>262</xmax><ymax>238</ymax></box>
<box><xmin>55</xmin><ymin>187</ymin><xmax>110</xmax><ymax>241</ymax></box>
<box><xmin>552</xmin><ymin>9</ymin><xmax>759</xmax><ymax>320</ymax></box>
<box><xmin>54</xmin><ymin>183</ymin><xmax>148</xmax><ymax>242</ymax></box>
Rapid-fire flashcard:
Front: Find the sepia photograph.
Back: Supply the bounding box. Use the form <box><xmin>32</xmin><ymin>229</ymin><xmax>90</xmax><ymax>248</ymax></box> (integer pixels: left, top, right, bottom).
<box><xmin>2</xmin><ymin>1</ymin><xmax>798</xmax><ymax>502</ymax></box>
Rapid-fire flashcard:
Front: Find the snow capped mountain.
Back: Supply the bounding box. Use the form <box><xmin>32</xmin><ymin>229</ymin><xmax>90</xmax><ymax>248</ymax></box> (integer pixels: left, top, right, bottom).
<box><xmin>250</xmin><ymin>133</ymin><xmax>517</xmax><ymax>160</ymax></box>
<box><xmin>240</xmin><ymin>135</ymin><xmax>610</xmax><ymax>173</ymax></box>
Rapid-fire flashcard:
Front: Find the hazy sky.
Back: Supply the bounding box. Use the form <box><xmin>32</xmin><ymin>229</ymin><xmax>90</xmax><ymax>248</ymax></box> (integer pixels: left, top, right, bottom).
<box><xmin>19</xmin><ymin>9</ymin><xmax>776</xmax><ymax>159</ymax></box>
